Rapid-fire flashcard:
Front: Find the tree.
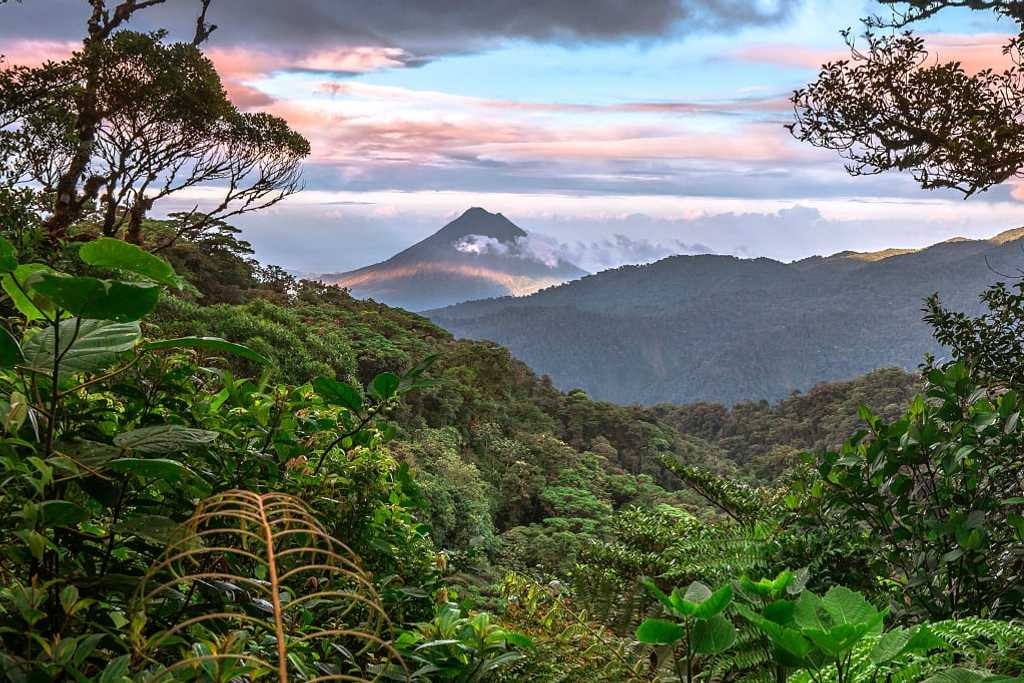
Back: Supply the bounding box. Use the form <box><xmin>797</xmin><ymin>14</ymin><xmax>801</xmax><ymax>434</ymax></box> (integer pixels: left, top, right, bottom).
<box><xmin>790</xmin><ymin>1</ymin><xmax>1024</xmax><ymax>197</ymax></box>
<box><xmin>0</xmin><ymin>0</ymin><xmax>309</xmax><ymax>247</ymax></box>
<box><xmin>925</xmin><ymin>281</ymin><xmax>1024</xmax><ymax>390</ymax></box>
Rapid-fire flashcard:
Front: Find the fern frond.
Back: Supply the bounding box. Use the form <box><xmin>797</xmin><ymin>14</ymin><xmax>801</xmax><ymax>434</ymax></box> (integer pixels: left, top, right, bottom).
<box><xmin>659</xmin><ymin>455</ymin><xmax>780</xmax><ymax>524</ymax></box>
<box><xmin>787</xmin><ymin>618</ymin><xmax>1024</xmax><ymax>683</ymax></box>
<box><xmin>131</xmin><ymin>489</ymin><xmax>404</xmax><ymax>682</ymax></box>
<box><xmin>704</xmin><ymin>621</ymin><xmax>773</xmax><ymax>682</ymax></box>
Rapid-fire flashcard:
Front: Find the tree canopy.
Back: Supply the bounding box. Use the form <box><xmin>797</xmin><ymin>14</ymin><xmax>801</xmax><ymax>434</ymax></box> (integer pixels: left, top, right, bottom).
<box><xmin>791</xmin><ymin>0</ymin><xmax>1024</xmax><ymax>196</ymax></box>
<box><xmin>0</xmin><ymin>0</ymin><xmax>308</xmax><ymax>247</ymax></box>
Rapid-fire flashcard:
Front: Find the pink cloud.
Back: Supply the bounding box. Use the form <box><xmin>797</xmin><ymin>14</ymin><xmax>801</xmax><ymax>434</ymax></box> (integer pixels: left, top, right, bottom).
<box><xmin>1006</xmin><ymin>179</ymin><xmax>1024</xmax><ymax>201</ymax></box>
<box><xmin>296</xmin><ymin>47</ymin><xmax>411</xmax><ymax>72</ymax></box>
<box><xmin>0</xmin><ymin>38</ymin><xmax>805</xmax><ymax>178</ymax></box>
<box><xmin>269</xmin><ymin>87</ymin><xmax>811</xmax><ymax>169</ymax></box>
<box><xmin>733</xmin><ymin>33</ymin><xmax>1015</xmax><ymax>73</ymax></box>
<box><xmin>0</xmin><ymin>39</ymin><xmax>78</xmax><ymax>67</ymax></box>
<box><xmin>927</xmin><ymin>34</ymin><xmax>1016</xmax><ymax>73</ymax></box>
<box><xmin>319</xmin><ymin>80</ymin><xmax>791</xmax><ymax>116</ymax></box>
<box><xmin>732</xmin><ymin>43</ymin><xmax>839</xmax><ymax>70</ymax></box>
<box><xmin>266</xmin><ymin>100</ymin><xmax>535</xmax><ymax>164</ymax></box>
<box><xmin>467</xmin><ymin>122</ymin><xmax>807</xmax><ymax>164</ymax></box>
<box><xmin>205</xmin><ymin>46</ymin><xmax>413</xmax><ymax>107</ymax></box>
<box><xmin>0</xmin><ymin>40</ymin><xmax>411</xmax><ymax>111</ymax></box>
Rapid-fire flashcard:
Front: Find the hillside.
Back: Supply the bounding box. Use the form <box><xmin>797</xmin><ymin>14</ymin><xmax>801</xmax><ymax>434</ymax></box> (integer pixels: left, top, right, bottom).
<box><xmin>428</xmin><ymin>229</ymin><xmax>1024</xmax><ymax>405</ymax></box>
<box><xmin>153</xmin><ymin>262</ymin><xmax>921</xmax><ymax>540</ymax></box>
<box><xmin>318</xmin><ymin>207</ymin><xmax>587</xmax><ymax>311</ymax></box>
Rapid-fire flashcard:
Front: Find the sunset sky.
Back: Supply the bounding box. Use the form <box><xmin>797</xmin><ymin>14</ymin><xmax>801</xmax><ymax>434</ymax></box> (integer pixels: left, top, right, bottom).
<box><xmin>2</xmin><ymin>0</ymin><xmax>1021</xmax><ymax>273</ymax></box>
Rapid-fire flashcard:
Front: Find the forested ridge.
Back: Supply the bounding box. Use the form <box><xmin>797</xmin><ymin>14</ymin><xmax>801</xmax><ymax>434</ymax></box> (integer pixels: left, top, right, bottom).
<box><xmin>2</xmin><ymin>1</ymin><xmax>1024</xmax><ymax>681</ymax></box>
<box><xmin>430</xmin><ymin>233</ymin><xmax>1024</xmax><ymax>405</ymax></box>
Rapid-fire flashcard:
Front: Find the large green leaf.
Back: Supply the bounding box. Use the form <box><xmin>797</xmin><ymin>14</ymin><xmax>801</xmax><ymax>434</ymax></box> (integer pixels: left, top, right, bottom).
<box><xmin>806</xmin><ymin>623</ymin><xmax>865</xmax><ymax>658</ymax></box>
<box><xmin>0</xmin><ymin>326</ymin><xmax>23</xmax><ymax>369</ymax></box>
<box><xmin>370</xmin><ymin>372</ymin><xmax>400</xmax><ymax>401</ymax></box>
<box><xmin>736</xmin><ymin>604</ymin><xmax>812</xmax><ymax>660</ymax></box>
<box><xmin>22</xmin><ymin>318</ymin><xmax>141</xmax><ymax>377</ymax></box>
<box><xmin>870</xmin><ymin>627</ymin><xmax>913</xmax><ymax>665</ymax></box>
<box><xmin>692</xmin><ymin>614</ymin><xmax>736</xmax><ymax>654</ymax></box>
<box><xmin>821</xmin><ymin>586</ymin><xmax>878</xmax><ymax>627</ymax></box>
<box><xmin>79</xmin><ymin>237</ymin><xmax>182</xmax><ymax>289</ymax></box>
<box><xmin>108</xmin><ymin>457</ymin><xmax>200</xmax><ymax>482</ymax></box>
<box><xmin>113</xmin><ymin>425</ymin><xmax>219</xmax><ymax>453</ymax></box>
<box><xmin>772</xmin><ymin>627</ymin><xmax>814</xmax><ymax>661</ymax></box>
<box><xmin>642</xmin><ymin>577</ymin><xmax>677</xmax><ymax>615</ymax></box>
<box><xmin>762</xmin><ymin>600</ymin><xmax>796</xmax><ymax>626</ymax></box>
<box><xmin>692</xmin><ymin>584</ymin><xmax>733</xmax><ymax>619</ymax></box>
<box><xmin>740</xmin><ymin>575</ymin><xmax>775</xmax><ymax>597</ymax></box>
<box><xmin>143</xmin><ymin>337</ymin><xmax>270</xmax><ymax>366</ymax></box>
<box><xmin>58</xmin><ymin>440</ymin><xmax>124</xmax><ymax>468</ymax></box>
<box><xmin>38</xmin><ymin>500</ymin><xmax>91</xmax><ymax>528</ymax></box>
<box><xmin>668</xmin><ymin>581</ymin><xmax>720</xmax><ymax>617</ymax></box>
<box><xmin>115</xmin><ymin>514</ymin><xmax>181</xmax><ymax>545</ymax></box>
<box><xmin>635</xmin><ymin>618</ymin><xmax>684</xmax><ymax>645</ymax></box>
<box><xmin>501</xmin><ymin>632</ymin><xmax>535</xmax><ymax>650</ymax></box>
<box><xmin>3</xmin><ymin>264</ymin><xmax>56</xmax><ymax>320</ymax></box>
<box><xmin>905</xmin><ymin>624</ymin><xmax>948</xmax><ymax>655</ymax></box>
<box><xmin>480</xmin><ymin>651</ymin><xmax>525</xmax><ymax>673</ymax></box>
<box><xmin>313</xmin><ymin>376</ymin><xmax>363</xmax><ymax>412</ymax></box>
<box><xmin>793</xmin><ymin>591</ymin><xmax>826</xmax><ymax>630</ymax></box>
<box><xmin>0</xmin><ymin>236</ymin><xmax>17</xmax><ymax>273</ymax></box>
<box><xmin>29</xmin><ymin>273</ymin><xmax>159</xmax><ymax>322</ymax></box>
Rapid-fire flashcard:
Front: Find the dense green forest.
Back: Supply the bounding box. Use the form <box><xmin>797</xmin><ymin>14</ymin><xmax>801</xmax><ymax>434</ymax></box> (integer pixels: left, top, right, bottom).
<box><xmin>429</xmin><ymin>233</ymin><xmax>1024</xmax><ymax>405</ymax></box>
<box><xmin>2</xmin><ymin>1</ymin><xmax>1024</xmax><ymax>681</ymax></box>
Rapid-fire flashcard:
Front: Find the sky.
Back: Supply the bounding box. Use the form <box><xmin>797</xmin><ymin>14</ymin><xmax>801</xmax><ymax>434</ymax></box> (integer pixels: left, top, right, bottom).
<box><xmin>2</xmin><ymin>0</ymin><xmax>1023</xmax><ymax>274</ymax></box>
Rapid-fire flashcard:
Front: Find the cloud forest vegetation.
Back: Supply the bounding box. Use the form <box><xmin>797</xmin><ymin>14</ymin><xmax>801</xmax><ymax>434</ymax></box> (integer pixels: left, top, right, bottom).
<box><xmin>0</xmin><ymin>1</ymin><xmax>1023</xmax><ymax>681</ymax></box>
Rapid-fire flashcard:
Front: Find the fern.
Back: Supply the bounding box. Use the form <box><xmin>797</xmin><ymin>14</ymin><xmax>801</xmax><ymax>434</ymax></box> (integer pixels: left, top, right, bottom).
<box><xmin>495</xmin><ymin>573</ymin><xmax>649</xmax><ymax>682</ymax></box>
<box><xmin>703</xmin><ymin>620</ymin><xmax>774</xmax><ymax>682</ymax></box>
<box><xmin>130</xmin><ymin>489</ymin><xmax>403</xmax><ymax>682</ymax></box>
<box><xmin>662</xmin><ymin>526</ymin><xmax>772</xmax><ymax>586</ymax></box>
<box><xmin>928</xmin><ymin>619</ymin><xmax>1024</xmax><ymax>674</ymax></box>
<box><xmin>786</xmin><ymin>618</ymin><xmax>1024</xmax><ymax>683</ymax></box>
<box><xmin>659</xmin><ymin>455</ymin><xmax>781</xmax><ymax>525</ymax></box>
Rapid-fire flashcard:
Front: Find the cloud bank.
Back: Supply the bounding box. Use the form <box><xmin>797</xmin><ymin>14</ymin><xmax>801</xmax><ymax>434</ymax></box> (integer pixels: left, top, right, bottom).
<box><xmin>0</xmin><ymin>1</ymin><xmax>804</xmax><ymax>55</ymax></box>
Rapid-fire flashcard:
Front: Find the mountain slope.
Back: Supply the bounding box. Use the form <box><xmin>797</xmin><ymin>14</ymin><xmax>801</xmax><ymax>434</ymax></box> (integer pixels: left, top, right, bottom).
<box><xmin>428</xmin><ymin>230</ymin><xmax>1024</xmax><ymax>405</ymax></box>
<box><xmin>319</xmin><ymin>207</ymin><xmax>587</xmax><ymax>311</ymax></box>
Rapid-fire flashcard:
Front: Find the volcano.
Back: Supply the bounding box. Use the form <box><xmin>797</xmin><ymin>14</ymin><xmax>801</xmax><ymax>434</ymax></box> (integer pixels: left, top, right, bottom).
<box><xmin>319</xmin><ymin>208</ymin><xmax>587</xmax><ymax>311</ymax></box>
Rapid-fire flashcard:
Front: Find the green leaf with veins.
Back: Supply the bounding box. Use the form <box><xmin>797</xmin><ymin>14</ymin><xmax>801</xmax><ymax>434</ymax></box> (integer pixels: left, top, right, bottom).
<box><xmin>3</xmin><ymin>264</ymin><xmax>56</xmax><ymax>320</ymax></box>
<box><xmin>21</xmin><ymin>319</ymin><xmax>141</xmax><ymax>378</ymax></box>
<box><xmin>636</xmin><ymin>618</ymin><xmax>684</xmax><ymax>645</ymax></box>
<box><xmin>79</xmin><ymin>237</ymin><xmax>183</xmax><ymax>289</ymax></box>
<box><xmin>29</xmin><ymin>273</ymin><xmax>159</xmax><ymax>322</ymax></box>
<box><xmin>113</xmin><ymin>425</ymin><xmax>219</xmax><ymax>453</ymax></box>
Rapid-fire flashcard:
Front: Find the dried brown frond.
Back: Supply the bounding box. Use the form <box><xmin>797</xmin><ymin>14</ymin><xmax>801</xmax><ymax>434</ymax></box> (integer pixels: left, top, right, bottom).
<box><xmin>130</xmin><ymin>489</ymin><xmax>405</xmax><ymax>682</ymax></box>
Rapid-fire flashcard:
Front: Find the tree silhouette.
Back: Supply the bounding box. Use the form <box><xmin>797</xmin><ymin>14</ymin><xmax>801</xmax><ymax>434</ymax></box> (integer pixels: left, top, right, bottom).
<box><xmin>0</xmin><ymin>1</ymin><xmax>309</xmax><ymax>247</ymax></box>
<box><xmin>790</xmin><ymin>1</ymin><xmax>1024</xmax><ymax>197</ymax></box>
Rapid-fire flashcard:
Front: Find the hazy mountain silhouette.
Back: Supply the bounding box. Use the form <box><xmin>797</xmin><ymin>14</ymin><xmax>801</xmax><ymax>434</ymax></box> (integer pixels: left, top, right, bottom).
<box><xmin>427</xmin><ymin>229</ymin><xmax>1024</xmax><ymax>405</ymax></box>
<box><xmin>319</xmin><ymin>208</ymin><xmax>587</xmax><ymax>311</ymax></box>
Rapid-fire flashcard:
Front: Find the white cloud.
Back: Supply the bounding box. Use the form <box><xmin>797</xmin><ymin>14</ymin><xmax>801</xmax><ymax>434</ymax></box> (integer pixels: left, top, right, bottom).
<box><xmin>453</xmin><ymin>234</ymin><xmax>511</xmax><ymax>256</ymax></box>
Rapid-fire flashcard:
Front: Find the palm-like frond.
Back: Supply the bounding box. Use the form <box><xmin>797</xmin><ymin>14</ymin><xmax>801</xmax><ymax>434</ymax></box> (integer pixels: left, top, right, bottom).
<box><xmin>131</xmin><ymin>490</ymin><xmax>404</xmax><ymax>682</ymax></box>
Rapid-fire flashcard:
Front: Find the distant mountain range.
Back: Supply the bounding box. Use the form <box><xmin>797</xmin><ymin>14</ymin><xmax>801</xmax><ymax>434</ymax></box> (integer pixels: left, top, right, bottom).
<box><xmin>318</xmin><ymin>208</ymin><xmax>587</xmax><ymax>311</ymax></box>
<box><xmin>427</xmin><ymin>228</ymin><xmax>1024</xmax><ymax>405</ymax></box>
